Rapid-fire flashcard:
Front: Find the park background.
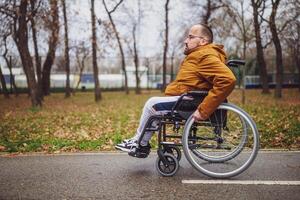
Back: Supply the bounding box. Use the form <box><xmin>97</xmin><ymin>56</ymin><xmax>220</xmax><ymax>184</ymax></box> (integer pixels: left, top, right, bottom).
<box><xmin>0</xmin><ymin>0</ymin><xmax>299</xmax><ymax>153</ymax></box>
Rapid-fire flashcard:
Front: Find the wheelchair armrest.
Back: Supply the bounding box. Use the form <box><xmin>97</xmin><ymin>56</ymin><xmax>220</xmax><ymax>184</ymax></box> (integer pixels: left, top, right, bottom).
<box><xmin>170</xmin><ymin>91</ymin><xmax>209</xmax><ymax>116</ymax></box>
<box><xmin>187</xmin><ymin>90</ymin><xmax>208</xmax><ymax>97</ymax></box>
<box><xmin>227</xmin><ymin>60</ymin><xmax>245</xmax><ymax>68</ymax></box>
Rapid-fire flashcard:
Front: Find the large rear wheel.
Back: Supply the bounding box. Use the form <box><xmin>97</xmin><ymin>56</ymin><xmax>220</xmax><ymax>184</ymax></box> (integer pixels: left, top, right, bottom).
<box><xmin>182</xmin><ymin>103</ymin><xmax>259</xmax><ymax>178</ymax></box>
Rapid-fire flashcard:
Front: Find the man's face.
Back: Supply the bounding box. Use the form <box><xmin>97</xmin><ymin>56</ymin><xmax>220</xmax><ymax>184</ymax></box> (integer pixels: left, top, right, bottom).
<box><xmin>184</xmin><ymin>25</ymin><xmax>208</xmax><ymax>55</ymax></box>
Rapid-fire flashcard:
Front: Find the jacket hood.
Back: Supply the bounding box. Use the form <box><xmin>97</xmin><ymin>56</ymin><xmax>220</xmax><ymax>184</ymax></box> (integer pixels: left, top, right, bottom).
<box><xmin>189</xmin><ymin>43</ymin><xmax>227</xmax><ymax>61</ymax></box>
<box><xmin>211</xmin><ymin>44</ymin><xmax>227</xmax><ymax>59</ymax></box>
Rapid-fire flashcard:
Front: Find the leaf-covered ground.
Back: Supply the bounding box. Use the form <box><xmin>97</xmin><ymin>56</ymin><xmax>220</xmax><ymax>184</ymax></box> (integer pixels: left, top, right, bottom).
<box><xmin>0</xmin><ymin>89</ymin><xmax>299</xmax><ymax>153</ymax></box>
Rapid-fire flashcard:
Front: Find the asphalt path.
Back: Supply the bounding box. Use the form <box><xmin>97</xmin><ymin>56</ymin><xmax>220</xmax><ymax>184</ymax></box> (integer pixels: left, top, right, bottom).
<box><xmin>0</xmin><ymin>151</ymin><xmax>299</xmax><ymax>200</ymax></box>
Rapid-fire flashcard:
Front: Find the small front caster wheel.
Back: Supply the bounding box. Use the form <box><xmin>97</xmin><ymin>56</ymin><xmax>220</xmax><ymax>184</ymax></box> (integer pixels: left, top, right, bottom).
<box><xmin>163</xmin><ymin>145</ymin><xmax>182</xmax><ymax>162</ymax></box>
<box><xmin>155</xmin><ymin>153</ymin><xmax>179</xmax><ymax>177</ymax></box>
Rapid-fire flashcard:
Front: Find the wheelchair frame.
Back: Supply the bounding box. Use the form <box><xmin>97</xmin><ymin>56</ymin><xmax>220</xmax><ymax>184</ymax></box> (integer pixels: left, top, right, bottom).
<box><xmin>135</xmin><ymin>60</ymin><xmax>259</xmax><ymax>178</ymax></box>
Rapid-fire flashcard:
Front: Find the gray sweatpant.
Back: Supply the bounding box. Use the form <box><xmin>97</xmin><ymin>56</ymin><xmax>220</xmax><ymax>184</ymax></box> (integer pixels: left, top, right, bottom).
<box><xmin>132</xmin><ymin>96</ymin><xmax>180</xmax><ymax>146</ymax></box>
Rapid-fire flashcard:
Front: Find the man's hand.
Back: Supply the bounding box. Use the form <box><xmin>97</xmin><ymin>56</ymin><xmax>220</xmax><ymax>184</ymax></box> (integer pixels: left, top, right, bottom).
<box><xmin>193</xmin><ymin>110</ymin><xmax>205</xmax><ymax>121</ymax></box>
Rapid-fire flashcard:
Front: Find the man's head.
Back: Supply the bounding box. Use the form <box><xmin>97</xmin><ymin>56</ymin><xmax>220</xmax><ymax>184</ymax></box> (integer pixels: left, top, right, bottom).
<box><xmin>184</xmin><ymin>24</ymin><xmax>213</xmax><ymax>55</ymax></box>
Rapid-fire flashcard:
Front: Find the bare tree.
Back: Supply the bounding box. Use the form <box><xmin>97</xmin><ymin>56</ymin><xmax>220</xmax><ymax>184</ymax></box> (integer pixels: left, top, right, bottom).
<box><xmin>170</xmin><ymin>49</ymin><xmax>175</xmax><ymax>82</ymax></box>
<box><xmin>168</xmin><ymin>29</ymin><xmax>185</xmax><ymax>82</ymax></box>
<box><xmin>7</xmin><ymin>56</ymin><xmax>18</xmax><ymax>96</ymax></box>
<box><xmin>61</xmin><ymin>0</ymin><xmax>71</xmax><ymax>98</ymax></box>
<box><xmin>123</xmin><ymin>1</ymin><xmax>143</xmax><ymax>94</ymax></box>
<box><xmin>0</xmin><ymin>32</ymin><xmax>16</xmax><ymax>97</ymax></box>
<box><xmin>294</xmin><ymin>23</ymin><xmax>300</xmax><ymax>91</ymax></box>
<box><xmin>102</xmin><ymin>0</ymin><xmax>129</xmax><ymax>94</ymax></box>
<box><xmin>257</xmin><ymin>0</ymin><xmax>299</xmax><ymax>98</ymax></box>
<box><xmin>251</xmin><ymin>0</ymin><xmax>269</xmax><ymax>94</ymax></box>
<box><xmin>74</xmin><ymin>42</ymin><xmax>90</xmax><ymax>91</ymax></box>
<box><xmin>29</xmin><ymin>0</ymin><xmax>43</xmax><ymax>100</ymax></box>
<box><xmin>202</xmin><ymin>0</ymin><xmax>224</xmax><ymax>24</ymax></box>
<box><xmin>162</xmin><ymin>0</ymin><xmax>170</xmax><ymax>92</ymax></box>
<box><xmin>225</xmin><ymin>1</ymin><xmax>254</xmax><ymax>61</ymax></box>
<box><xmin>283</xmin><ymin>0</ymin><xmax>300</xmax><ymax>91</ymax></box>
<box><xmin>0</xmin><ymin>0</ymin><xmax>42</xmax><ymax>106</ymax></box>
<box><xmin>54</xmin><ymin>56</ymin><xmax>65</xmax><ymax>72</ymax></box>
<box><xmin>289</xmin><ymin>26</ymin><xmax>300</xmax><ymax>91</ymax></box>
<box><xmin>41</xmin><ymin>0</ymin><xmax>59</xmax><ymax>96</ymax></box>
<box><xmin>91</xmin><ymin>0</ymin><xmax>101</xmax><ymax>101</ymax></box>
<box><xmin>269</xmin><ymin>0</ymin><xmax>284</xmax><ymax>98</ymax></box>
<box><xmin>188</xmin><ymin>0</ymin><xmax>224</xmax><ymax>25</ymax></box>
<box><xmin>224</xmin><ymin>0</ymin><xmax>254</xmax><ymax>104</ymax></box>
<box><xmin>144</xmin><ymin>57</ymin><xmax>150</xmax><ymax>90</ymax></box>
<box><xmin>132</xmin><ymin>24</ymin><xmax>140</xmax><ymax>94</ymax></box>
<box><xmin>0</xmin><ymin>64</ymin><xmax>9</xmax><ymax>98</ymax></box>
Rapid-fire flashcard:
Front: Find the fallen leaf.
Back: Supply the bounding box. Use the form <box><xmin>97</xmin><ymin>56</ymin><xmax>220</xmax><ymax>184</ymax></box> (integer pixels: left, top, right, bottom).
<box><xmin>0</xmin><ymin>146</ymin><xmax>6</xmax><ymax>151</ymax></box>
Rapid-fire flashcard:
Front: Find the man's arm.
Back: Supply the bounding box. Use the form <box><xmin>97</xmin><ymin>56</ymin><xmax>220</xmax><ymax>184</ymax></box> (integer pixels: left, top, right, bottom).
<box><xmin>195</xmin><ymin>54</ymin><xmax>236</xmax><ymax>120</ymax></box>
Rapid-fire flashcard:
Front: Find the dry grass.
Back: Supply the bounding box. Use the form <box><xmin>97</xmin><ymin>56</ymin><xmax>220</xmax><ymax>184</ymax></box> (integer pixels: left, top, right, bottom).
<box><xmin>0</xmin><ymin>89</ymin><xmax>299</xmax><ymax>153</ymax></box>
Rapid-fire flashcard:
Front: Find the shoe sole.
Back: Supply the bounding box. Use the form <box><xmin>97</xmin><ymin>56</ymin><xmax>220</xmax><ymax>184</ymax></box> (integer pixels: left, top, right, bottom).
<box><xmin>115</xmin><ymin>145</ymin><xmax>133</xmax><ymax>153</ymax></box>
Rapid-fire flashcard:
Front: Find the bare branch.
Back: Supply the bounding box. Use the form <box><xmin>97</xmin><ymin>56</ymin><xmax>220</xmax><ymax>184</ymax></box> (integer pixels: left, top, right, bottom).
<box><xmin>278</xmin><ymin>14</ymin><xmax>300</xmax><ymax>34</ymax></box>
<box><xmin>0</xmin><ymin>5</ymin><xmax>15</xmax><ymax>18</ymax></box>
<box><xmin>103</xmin><ymin>0</ymin><xmax>124</xmax><ymax>14</ymax></box>
<box><xmin>262</xmin><ymin>39</ymin><xmax>273</xmax><ymax>49</ymax></box>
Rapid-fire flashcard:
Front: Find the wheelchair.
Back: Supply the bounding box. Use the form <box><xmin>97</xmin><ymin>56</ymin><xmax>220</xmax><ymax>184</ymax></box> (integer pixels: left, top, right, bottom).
<box><xmin>132</xmin><ymin>60</ymin><xmax>259</xmax><ymax>178</ymax></box>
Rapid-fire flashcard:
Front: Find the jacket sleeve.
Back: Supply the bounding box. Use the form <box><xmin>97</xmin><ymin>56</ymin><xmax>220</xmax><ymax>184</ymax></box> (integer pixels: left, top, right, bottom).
<box><xmin>196</xmin><ymin>54</ymin><xmax>236</xmax><ymax>119</ymax></box>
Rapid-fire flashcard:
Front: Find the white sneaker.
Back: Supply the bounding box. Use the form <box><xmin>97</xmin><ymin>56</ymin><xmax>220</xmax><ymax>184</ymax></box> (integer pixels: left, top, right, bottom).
<box><xmin>115</xmin><ymin>139</ymin><xmax>137</xmax><ymax>152</ymax></box>
<box><xmin>122</xmin><ymin>138</ymin><xmax>136</xmax><ymax>144</ymax></box>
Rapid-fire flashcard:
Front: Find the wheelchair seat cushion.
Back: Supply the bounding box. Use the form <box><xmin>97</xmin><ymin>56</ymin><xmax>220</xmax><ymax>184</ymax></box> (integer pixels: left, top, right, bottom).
<box><xmin>175</xmin><ymin>91</ymin><xmax>227</xmax><ymax>127</ymax></box>
<box><xmin>153</xmin><ymin>101</ymin><xmax>177</xmax><ymax>111</ymax></box>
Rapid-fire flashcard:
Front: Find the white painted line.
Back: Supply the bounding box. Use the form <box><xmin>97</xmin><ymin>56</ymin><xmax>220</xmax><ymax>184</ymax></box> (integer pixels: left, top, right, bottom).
<box><xmin>182</xmin><ymin>180</ymin><xmax>300</xmax><ymax>185</ymax></box>
<box><xmin>258</xmin><ymin>151</ymin><xmax>300</xmax><ymax>153</ymax></box>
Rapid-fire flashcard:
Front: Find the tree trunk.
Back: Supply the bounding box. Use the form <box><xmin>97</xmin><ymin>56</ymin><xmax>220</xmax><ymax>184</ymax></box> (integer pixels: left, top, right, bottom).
<box><xmin>62</xmin><ymin>0</ymin><xmax>71</xmax><ymax>98</ymax></box>
<box><xmin>203</xmin><ymin>0</ymin><xmax>212</xmax><ymax>24</ymax></box>
<box><xmin>132</xmin><ymin>26</ymin><xmax>140</xmax><ymax>94</ymax></box>
<box><xmin>162</xmin><ymin>0</ymin><xmax>170</xmax><ymax>92</ymax></box>
<box><xmin>14</xmin><ymin>0</ymin><xmax>41</xmax><ymax>107</ymax></box>
<box><xmin>30</xmin><ymin>0</ymin><xmax>43</xmax><ymax>100</ymax></box>
<box><xmin>75</xmin><ymin>50</ymin><xmax>88</xmax><ymax>91</ymax></box>
<box><xmin>144</xmin><ymin>57</ymin><xmax>150</xmax><ymax>90</ymax></box>
<box><xmin>0</xmin><ymin>66</ymin><xmax>9</xmax><ymax>98</ymax></box>
<box><xmin>2</xmin><ymin>35</ymin><xmax>17</xmax><ymax>96</ymax></box>
<box><xmin>102</xmin><ymin>0</ymin><xmax>128</xmax><ymax>94</ymax></box>
<box><xmin>269</xmin><ymin>0</ymin><xmax>283</xmax><ymax>98</ymax></box>
<box><xmin>75</xmin><ymin>65</ymin><xmax>84</xmax><ymax>91</ymax></box>
<box><xmin>42</xmin><ymin>0</ymin><xmax>59</xmax><ymax>96</ymax></box>
<box><xmin>7</xmin><ymin>56</ymin><xmax>18</xmax><ymax>96</ymax></box>
<box><xmin>295</xmin><ymin>42</ymin><xmax>300</xmax><ymax>91</ymax></box>
<box><xmin>242</xmin><ymin>31</ymin><xmax>247</xmax><ymax>104</ymax></box>
<box><xmin>251</xmin><ymin>0</ymin><xmax>269</xmax><ymax>94</ymax></box>
<box><xmin>296</xmin><ymin>54</ymin><xmax>300</xmax><ymax>92</ymax></box>
<box><xmin>297</xmin><ymin>58</ymin><xmax>300</xmax><ymax>92</ymax></box>
<box><xmin>170</xmin><ymin>51</ymin><xmax>175</xmax><ymax>82</ymax></box>
<box><xmin>296</xmin><ymin>23</ymin><xmax>300</xmax><ymax>92</ymax></box>
<box><xmin>91</xmin><ymin>0</ymin><xmax>101</xmax><ymax>101</ymax></box>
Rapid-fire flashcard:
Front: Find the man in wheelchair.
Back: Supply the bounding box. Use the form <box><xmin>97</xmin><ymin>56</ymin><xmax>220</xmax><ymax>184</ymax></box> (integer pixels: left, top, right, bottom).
<box><xmin>115</xmin><ymin>23</ymin><xmax>236</xmax><ymax>158</ymax></box>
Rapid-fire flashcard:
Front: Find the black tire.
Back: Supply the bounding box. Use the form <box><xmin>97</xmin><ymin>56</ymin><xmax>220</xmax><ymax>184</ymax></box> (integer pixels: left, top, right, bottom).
<box><xmin>155</xmin><ymin>153</ymin><xmax>179</xmax><ymax>177</ymax></box>
<box><xmin>163</xmin><ymin>145</ymin><xmax>182</xmax><ymax>162</ymax></box>
<box><xmin>182</xmin><ymin>103</ymin><xmax>259</xmax><ymax>178</ymax></box>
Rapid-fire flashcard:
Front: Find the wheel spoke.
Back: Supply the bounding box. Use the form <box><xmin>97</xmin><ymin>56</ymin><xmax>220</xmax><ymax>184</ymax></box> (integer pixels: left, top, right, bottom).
<box><xmin>155</xmin><ymin>153</ymin><xmax>179</xmax><ymax>177</ymax></box>
<box><xmin>182</xmin><ymin>103</ymin><xmax>259</xmax><ymax>178</ymax></box>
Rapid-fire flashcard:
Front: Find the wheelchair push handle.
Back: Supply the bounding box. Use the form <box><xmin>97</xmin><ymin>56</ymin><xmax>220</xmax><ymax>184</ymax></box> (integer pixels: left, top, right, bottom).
<box><xmin>226</xmin><ymin>60</ymin><xmax>245</xmax><ymax>68</ymax></box>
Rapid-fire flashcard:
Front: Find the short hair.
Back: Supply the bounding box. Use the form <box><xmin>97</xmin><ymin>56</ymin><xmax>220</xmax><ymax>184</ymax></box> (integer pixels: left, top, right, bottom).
<box><xmin>199</xmin><ymin>23</ymin><xmax>213</xmax><ymax>43</ymax></box>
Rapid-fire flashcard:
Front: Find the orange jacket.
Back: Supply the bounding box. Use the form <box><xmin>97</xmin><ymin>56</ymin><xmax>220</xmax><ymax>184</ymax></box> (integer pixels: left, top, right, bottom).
<box><xmin>165</xmin><ymin>43</ymin><xmax>236</xmax><ymax>119</ymax></box>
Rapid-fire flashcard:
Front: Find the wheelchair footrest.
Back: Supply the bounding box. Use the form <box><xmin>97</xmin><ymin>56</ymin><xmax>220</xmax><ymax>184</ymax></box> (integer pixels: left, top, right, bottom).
<box><xmin>128</xmin><ymin>145</ymin><xmax>151</xmax><ymax>158</ymax></box>
<box><xmin>128</xmin><ymin>151</ymin><xmax>149</xmax><ymax>158</ymax></box>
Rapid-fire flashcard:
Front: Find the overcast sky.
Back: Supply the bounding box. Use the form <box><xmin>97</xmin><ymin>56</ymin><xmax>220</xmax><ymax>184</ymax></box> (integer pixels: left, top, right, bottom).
<box><xmin>67</xmin><ymin>0</ymin><xmax>192</xmax><ymax>57</ymax></box>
